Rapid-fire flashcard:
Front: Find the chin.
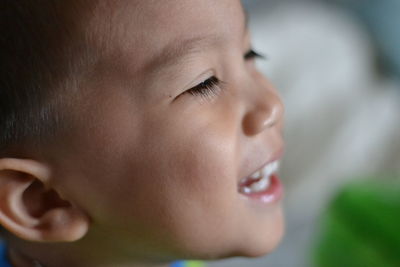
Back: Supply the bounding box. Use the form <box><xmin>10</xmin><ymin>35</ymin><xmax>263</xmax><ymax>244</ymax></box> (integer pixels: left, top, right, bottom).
<box><xmin>199</xmin><ymin>218</ymin><xmax>284</xmax><ymax>261</ymax></box>
<box><xmin>209</xmin><ymin>232</ymin><xmax>284</xmax><ymax>261</ymax></box>
<box><xmin>242</xmin><ymin>232</ymin><xmax>284</xmax><ymax>258</ymax></box>
<box><xmin>171</xmin><ymin>207</ymin><xmax>285</xmax><ymax>261</ymax></box>
<box><xmin>246</xmin><ymin>232</ymin><xmax>284</xmax><ymax>258</ymax></box>
<box><xmin>236</xmin><ymin>210</ymin><xmax>285</xmax><ymax>258</ymax></box>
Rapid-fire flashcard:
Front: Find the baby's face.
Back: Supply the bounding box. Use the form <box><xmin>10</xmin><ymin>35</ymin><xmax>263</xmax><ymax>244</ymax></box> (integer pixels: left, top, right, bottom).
<box><xmin>53</xmin><ymin>0</ymin><xmax>284</xmax><ymax>261</ymax></box>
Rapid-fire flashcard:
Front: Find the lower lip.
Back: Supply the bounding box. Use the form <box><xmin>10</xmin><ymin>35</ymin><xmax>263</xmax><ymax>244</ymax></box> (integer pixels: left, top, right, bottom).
<box><xmin>240</xmin><ymin>174</ymin><xmax>283</xmax><ymax>204</ymax></box>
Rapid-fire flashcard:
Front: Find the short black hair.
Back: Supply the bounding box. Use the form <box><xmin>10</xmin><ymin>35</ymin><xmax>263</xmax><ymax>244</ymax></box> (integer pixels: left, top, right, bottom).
<box><xmin>0</xmin><ymin>0</ymin><xmax>96</xmax><ymax>154</ymax></box>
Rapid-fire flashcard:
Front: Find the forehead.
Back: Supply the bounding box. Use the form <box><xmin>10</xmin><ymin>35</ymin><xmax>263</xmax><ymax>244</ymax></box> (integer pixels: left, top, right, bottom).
<box><xmin>88</xmin><ymin>0</ymin><xmax>246</xmax><ymax>73</ymax></box>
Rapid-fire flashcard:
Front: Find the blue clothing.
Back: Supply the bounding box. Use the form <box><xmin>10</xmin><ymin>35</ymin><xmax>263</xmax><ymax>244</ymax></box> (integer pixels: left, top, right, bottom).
<box><xmin>0</xmin><ymin>242</ymin><xmax>12</xmax><ymax>267</ymax></box>
<box><xmin>170</xmin><ymin>261</ymin><xmax>187</xmax><ymax>267</ymax></box>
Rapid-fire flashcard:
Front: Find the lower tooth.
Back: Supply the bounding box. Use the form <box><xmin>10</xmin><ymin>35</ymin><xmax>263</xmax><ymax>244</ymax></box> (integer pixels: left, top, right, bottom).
<box><xmin>241</xmin><ymin>187</ymin><xmax>252</xmax><ymax>194</ymax></box>
<box><xmin>249</xmin><ymin>177</ymin><xmax>270</xmax><ymax>192</ymax></box>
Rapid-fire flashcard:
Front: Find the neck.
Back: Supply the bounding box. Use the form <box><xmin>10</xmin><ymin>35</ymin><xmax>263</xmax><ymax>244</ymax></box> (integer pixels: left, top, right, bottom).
<box><xmin>7</xmin><ymin>247</ymin><xmax>171</xmax><ymax>267</ymax></box>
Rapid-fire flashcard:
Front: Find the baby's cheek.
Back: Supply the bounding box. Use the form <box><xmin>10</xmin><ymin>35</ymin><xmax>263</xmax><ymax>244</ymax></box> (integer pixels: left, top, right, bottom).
<box><xmin>162</xmin><ymin>137</ymin><xmax>238</xmax><ymax>222</ymax></box>
<box><xmin>179</xmin><ymin>135</ymin><xmax>236</xmax><ymax>192</ymax></box>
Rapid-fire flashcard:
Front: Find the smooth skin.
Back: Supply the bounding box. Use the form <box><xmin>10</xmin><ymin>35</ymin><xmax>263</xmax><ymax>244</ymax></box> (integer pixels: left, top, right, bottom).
<box><xmin>0</xmin><ymin>0</ymin><xmax>284</xmax><ymax>266</ymax></box>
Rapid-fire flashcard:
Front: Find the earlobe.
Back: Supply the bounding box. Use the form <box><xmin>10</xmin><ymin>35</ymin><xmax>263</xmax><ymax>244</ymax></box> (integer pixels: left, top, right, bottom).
<box><xmin>0</xmin><ymin>158</ymin><xmax>90</xmax><ymax>242</ymax></box>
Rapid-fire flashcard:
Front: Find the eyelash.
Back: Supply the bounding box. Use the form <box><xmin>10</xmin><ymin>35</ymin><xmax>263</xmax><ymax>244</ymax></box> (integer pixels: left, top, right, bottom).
<box><xmin>186</xmin><ymin>76</ymin><xmax>223</xmax><ymax>100</ymax></box>
<box><xmin>186</xmin><ymin>49</ymin><xmax>265</xmax><ymax>100</ymax></box>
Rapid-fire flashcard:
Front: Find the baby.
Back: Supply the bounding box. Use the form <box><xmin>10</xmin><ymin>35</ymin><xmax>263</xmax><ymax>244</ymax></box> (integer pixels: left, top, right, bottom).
<box><xmin>0</xmin><ymin>0</ymin><xmax>285</xmax><ymax>266</ymax></box>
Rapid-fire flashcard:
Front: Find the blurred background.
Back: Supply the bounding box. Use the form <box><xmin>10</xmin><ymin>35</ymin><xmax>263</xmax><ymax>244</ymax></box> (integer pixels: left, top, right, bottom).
<box><xmin>208</xmin><ymin>0</ymin><xmax>400</xmax><ymax>266</ymax></box>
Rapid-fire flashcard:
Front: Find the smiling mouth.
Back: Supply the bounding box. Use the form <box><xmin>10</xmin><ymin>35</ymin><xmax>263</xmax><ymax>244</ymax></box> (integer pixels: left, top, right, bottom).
<box><xmin>238</xmin><ymin>161</ymin><xmax>280</xmax><ymax>195</ymax></box>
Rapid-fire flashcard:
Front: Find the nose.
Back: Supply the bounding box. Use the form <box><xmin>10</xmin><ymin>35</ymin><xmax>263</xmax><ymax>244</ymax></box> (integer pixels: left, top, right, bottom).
<box><xmin>242</xmin><ymin>83</ymin><xmax>284</xmax><ymax>136</ymax></box>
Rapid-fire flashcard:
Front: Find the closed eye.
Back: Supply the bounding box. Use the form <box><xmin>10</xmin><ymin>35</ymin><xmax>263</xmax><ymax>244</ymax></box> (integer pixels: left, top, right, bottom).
<box><xmin>186</xmin><ymin>76</ymin><xmax>223</xmax><ymax>100</ymax></box>
<box><xmin>180</xmin><ymin>49</ymin><xmax>265</xmax><ymax>101</ymax></box>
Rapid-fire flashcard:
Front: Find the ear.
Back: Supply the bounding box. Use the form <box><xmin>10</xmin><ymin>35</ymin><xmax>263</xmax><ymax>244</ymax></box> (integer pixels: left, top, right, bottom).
<box><xmin>0</xmin><ymin>158</ymin><xmax>90</xmax><ymax>242</ymax></box>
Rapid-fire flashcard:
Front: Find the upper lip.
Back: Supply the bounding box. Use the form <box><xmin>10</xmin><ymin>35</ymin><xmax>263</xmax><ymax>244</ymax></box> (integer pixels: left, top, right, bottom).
<box><xmin>239</xmin><ymin>148</ymin><xmax>284</xmax><ymax>184</ymax></box>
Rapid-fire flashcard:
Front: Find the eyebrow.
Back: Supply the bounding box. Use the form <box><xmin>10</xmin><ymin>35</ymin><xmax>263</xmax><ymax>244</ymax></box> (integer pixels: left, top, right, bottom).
<box><xmin>143</xmin><ymin>9</ymin><xmax>250</xmax><ymax>75</ymax></box>
<box><xmin>142</xmin><ymin>34</ymin><xmax>221</xmax><ymax>76</ymax></box>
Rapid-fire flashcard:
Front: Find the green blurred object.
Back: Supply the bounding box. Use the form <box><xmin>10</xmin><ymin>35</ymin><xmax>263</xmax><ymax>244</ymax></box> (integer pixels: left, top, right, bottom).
<box><xmin>314</xmin><ymin>178</ymin><xmax>400</xmax><ymax>267</ymax></box>
<box><xmin>186</xmin><ymin>261</ymin><xmax>205</xmax><ymax>267</ymax></box>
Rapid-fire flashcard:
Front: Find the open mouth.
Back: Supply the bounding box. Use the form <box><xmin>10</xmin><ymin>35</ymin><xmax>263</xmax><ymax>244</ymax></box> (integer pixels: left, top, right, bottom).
<box><xmin>238</xmin><ymin>161</ymin><xmax>280</xmax><ymax>195</ymax></box>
